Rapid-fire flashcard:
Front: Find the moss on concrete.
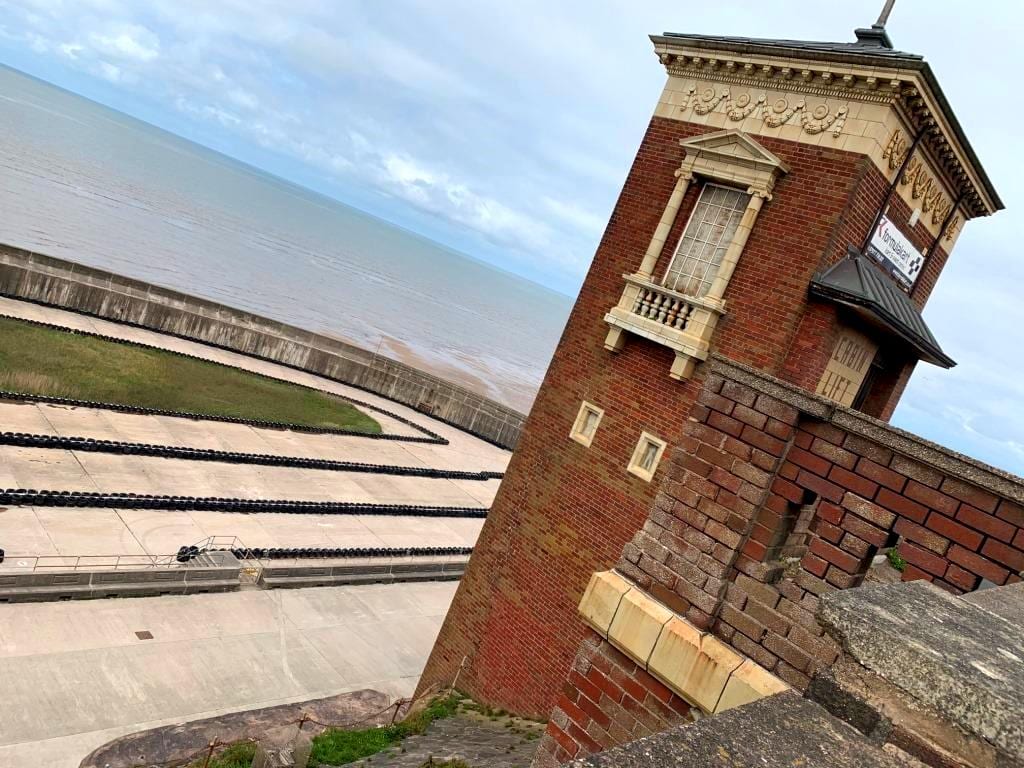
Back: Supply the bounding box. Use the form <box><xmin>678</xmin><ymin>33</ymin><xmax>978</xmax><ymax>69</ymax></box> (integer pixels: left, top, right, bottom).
<box><xmin>311</xmin><ymin>694</ymin><xmax>461</xmax><ymax>765</ymax></box>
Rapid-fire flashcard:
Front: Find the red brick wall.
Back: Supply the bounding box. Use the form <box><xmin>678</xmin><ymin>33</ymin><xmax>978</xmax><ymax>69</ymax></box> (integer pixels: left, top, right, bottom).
<box><xmin>417</xmin><ymin>112</ymin><xmax>969</xmax><ymax>719</ymax></box>
<box><xmin>621</xmin><ymin>363</ymin><xmax>1024</xmax><ymax>696</ymax></box>
<box><xmin>539</xmin><ymin>361</ymin><xmax>1024</xmax><ymax>764</ymax></box>
<box><xmin>533</xmin><ymin>632</ymin><xmax>694</xmax><ymax>767</ymax></box>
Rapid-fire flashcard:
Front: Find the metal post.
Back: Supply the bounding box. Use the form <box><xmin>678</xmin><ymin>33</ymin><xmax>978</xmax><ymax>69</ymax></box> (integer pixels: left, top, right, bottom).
<box><xmin>202</xmin><ymin>740</ymin><xmax>217</xmax><ymax>768</ymax></box>
<box><xmin>876</xmin><ymin>0</ymin><xmax>896</xmax><ymax>26</ymax></box>
<box><xmin>861</xmin><ymin>127</ymin><xmax>926</xmax><ymax>253</ymax></box>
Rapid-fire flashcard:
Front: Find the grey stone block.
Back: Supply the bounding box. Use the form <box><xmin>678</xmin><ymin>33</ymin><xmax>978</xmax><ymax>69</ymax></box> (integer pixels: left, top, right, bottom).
<box><xmin>569</xmin><ymin>693</ymin><xmax>903</xmax><ymax>767</ymax></box>
<box><xmin>818</xmin><ymin>581</ymin><xmax>1024</xmax><ymax>763</ymax></box>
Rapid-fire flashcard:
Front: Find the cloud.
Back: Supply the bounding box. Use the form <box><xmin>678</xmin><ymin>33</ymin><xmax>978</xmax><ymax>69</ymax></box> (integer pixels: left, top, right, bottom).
<box><xmin>88</xmin><ymin>23</ymin><xmax>159</xmax><ymax>62</ymax></box>
<box><xmin>542</xmin><ymin>197</ymin><xmax>607</xmax><ymax>238</ymax></box>
<box><xmin>2</xmin><ymin>0</ymin><xmax>1023</xmax><ymax>473</ymax></box>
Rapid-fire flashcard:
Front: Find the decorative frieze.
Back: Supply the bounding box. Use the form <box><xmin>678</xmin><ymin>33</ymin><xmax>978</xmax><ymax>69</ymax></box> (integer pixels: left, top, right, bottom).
<box><xmin>662</xmin><ymin>53</ymin><xmax>900</xmax><ymax>104</ymax></box>
<box><xmin>654</xmin><ymin>41</ymin><xmax>999</xmax><ymax>221</ymax></box>
<box><xmin>882</xmin><ymin>129</ymin><xmax>958</xmax><ymax>229</ymax></box>
<box><xmin>679</xmin><ymin>85</ymin><xmax>848</xmax><ymax>137</ymax></box>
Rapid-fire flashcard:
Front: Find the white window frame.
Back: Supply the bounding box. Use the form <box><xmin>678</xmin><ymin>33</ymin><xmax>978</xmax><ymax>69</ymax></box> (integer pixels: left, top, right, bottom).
<box><xmin>628</xmin><ymin>431</ymin><xmax>667</xmax><ymax>482</ymax></box>
<box><xmin>662</xmin><ymin>182</ymin><xmax>749</xmax><ymax>297</ymax></box>
<box><xmin>570</xmin><ymin>400</ymin><xmax>605</xmax><ymax>448</ymax></box>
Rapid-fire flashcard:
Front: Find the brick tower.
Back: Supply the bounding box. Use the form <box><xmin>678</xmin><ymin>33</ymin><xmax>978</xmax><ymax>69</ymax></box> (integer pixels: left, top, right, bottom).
<box><xmin>417</xmin><ymin>20</ymin><xmax>1017</xmax><ymax>766</ymax></box>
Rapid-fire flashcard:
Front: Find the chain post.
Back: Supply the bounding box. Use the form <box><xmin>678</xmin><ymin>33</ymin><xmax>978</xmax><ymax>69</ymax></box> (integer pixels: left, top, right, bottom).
<box><xmin>202</xmin><ymin>739</ymin><xmax>217</xmax><ymax>768</ymax></box>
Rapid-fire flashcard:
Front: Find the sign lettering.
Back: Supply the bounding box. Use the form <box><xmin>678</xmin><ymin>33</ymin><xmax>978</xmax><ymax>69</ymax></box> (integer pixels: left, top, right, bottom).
<box><xmin>866</xmin><ymin>215</ymin><xmax>924</xmax><ymax>290</ymax></box>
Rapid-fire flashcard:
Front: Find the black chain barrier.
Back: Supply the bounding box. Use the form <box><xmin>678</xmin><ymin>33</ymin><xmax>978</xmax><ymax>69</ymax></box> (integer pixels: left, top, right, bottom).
<box><xmin>0</xmin><ymin>488</ymin><xmax>489</xmax><ymax>517</ymax></box>
<box><xmin>0</xmin><ymin>431</ymin><xmax>504</xmax><ymax>481</ymax></box>
<box><xmin>176</xmin><ymin>544</ymin><xmax>473</xmax><ymax>563</ymax></box>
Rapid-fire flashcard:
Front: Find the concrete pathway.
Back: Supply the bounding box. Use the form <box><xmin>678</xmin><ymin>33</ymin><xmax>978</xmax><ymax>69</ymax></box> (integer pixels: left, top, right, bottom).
<box><xmin>0</xmin><ymin>446</ymin><xmax>500</xmax><ymax>506</ymax></box>
<box><xmin>0</xmin><ymin>581</ymin><xmax>458</xmax><ymax>768</ymax></box>
<box><xmin>0</xmin><ymin>506</ymin><xmax>485</xmax><ymax>564</ymax></box>
<box><xmin>0</xmin><ymin>400</ymin><xmax>508</xmax><ymax>473</ymax></box>
<box><xmin>0</xmin><ymin>297</ymin><xmax>510</xmax><ymax>563</ymax></box>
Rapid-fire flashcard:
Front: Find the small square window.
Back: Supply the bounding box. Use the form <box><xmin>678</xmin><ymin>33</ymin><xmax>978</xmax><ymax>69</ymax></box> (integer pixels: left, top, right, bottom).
<box><xmin>628</xmin><ymin>431</ymin><xmax>667</xmax><ymax>482</ymax></box>
<box><xmin>570</xmin><ymin>401</ymin><xmax>605</xmax><ymax>447</ymax></box>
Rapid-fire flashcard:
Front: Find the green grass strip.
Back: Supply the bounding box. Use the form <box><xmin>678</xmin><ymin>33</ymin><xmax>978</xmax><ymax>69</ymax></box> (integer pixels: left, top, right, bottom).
<box><xmin>0</xmin><ymin>316</ymin><xmax>380</xmax><ymax>433</ymax></box>
<box><xmin>311</xmin><ymin>694</ymin><xmax>461</xmax><ymax>765</ymax></box>
<box><xmin>188</xmin><ymin>741</ymin><xmax>256</xmax><ymax>768</ymax></box>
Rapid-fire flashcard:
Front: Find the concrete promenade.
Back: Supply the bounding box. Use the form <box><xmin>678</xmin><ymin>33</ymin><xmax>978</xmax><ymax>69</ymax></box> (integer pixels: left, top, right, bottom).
<box><xmin>0</xmin><ymin>581</ymin><xmax>458</xmax><ymax>768</ymax></box>
<box><xmin>0</xmin><ymin>296</ymin><xmax>509</xmax><ymax>765</ymax></box>
<box><xmin>0</xmin><ymin>296</ymin><xmax>509</xmax><ymax>562</ymax></box>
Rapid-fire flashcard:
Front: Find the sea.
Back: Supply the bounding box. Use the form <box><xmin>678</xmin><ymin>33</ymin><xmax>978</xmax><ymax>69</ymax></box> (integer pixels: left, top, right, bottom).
<box><xmin>0</xmin><ymin>65</ymin><xmax>573</xmax><ymax>413</ymax></box>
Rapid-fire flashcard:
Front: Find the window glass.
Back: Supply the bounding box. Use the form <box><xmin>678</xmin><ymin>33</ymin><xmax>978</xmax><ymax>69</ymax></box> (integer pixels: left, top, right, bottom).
<box><xmin>663</xmin><ymin>184</ymin><xmax>748</xmax><ymax>296</ymax></box>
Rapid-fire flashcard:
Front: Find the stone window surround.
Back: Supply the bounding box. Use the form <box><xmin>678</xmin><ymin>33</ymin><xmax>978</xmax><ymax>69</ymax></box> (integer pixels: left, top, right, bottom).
<box><xmin>570</xmin><ymin>400</ymin><xmax>605</xmax><ymax>448</ymax></box>
<box><xmin>627</xmin><ymin>430</ymin><xmax>668</xmax><ymax>482</ymax></box>
<box><xmin>604</xmin><ymin>129</ymin><xmax>789</xmax><ymax>381</ymax></box>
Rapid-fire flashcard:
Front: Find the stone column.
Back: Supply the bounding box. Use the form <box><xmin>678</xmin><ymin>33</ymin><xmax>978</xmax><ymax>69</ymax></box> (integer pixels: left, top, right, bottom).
<box><xmin>704</xmin><ymin>188</ymin><xmax>767</xmax><ymax>302</ymax></box>
<box><xmin>637</xmin><ymin>169</ymin><xmax>693</xmax><ymax>277</ymax></box>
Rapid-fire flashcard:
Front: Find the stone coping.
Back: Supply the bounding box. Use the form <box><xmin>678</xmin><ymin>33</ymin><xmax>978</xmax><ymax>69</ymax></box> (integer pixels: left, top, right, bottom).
<box><xmin>578</xmin><ymin>570</ymin><xmax>790</xmax><ymax>715</ymax></box>
<box><xmin>818</xmin><ymin>580</ymin><xmax>1024</xmax><ymax>762</ymax></box>
<box><xmin>707</xmin><ymin>354</ymin><xmax>1024</xmax><ymax>505</ymax></box>
<box><xmin>568</xmin><ymin>691</ymin><xmax>903</xmax><ymax>767</ymax></box>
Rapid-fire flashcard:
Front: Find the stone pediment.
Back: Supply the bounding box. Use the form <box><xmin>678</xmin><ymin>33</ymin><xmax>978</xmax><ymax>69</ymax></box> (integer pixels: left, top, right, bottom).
<box><xmin>679</xmin><ymin>130</ymin><xmax>789</xmax><ymax>175</ymax></box>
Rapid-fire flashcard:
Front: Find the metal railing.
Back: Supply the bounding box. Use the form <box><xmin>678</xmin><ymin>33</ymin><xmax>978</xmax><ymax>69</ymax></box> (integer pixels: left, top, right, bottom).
<box><xmin>0</xmin><ymin>537</ymin><xmax>472</xmax><ymax>575</ymax></box>
<box><xmin>0</xmin><ymin>535</ymin><xmax>246</xmax><ymax>573</ymax></box>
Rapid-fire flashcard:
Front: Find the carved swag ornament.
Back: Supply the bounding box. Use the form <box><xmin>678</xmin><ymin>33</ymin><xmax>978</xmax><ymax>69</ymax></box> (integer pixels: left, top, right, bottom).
<box><xmin>680</xmin><ymin>85</ymin><xmax>848</xmax><ymax>137</ymax></box>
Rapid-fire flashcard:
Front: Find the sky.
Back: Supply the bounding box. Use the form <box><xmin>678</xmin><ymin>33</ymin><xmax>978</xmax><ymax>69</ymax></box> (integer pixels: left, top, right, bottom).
<box><xmin>0</xmin><ymin>0</ymin><xmax>1022</xmax><ymax>474</ymax></box>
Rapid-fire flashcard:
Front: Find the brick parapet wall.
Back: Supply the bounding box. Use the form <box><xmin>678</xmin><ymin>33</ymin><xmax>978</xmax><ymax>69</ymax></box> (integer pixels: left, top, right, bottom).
<box><xmin>533</xmin><ymin>630</ymin><xmax>693</xmax><ymax>768</ymax></box>
<box><xmin>619</xmin><ymin>355</ymin><xmax>1024</xmax><ymax>697</ymax></box>
<box><xmin>535</xmin><ymin>357</ymin><xmax>1024</xmax><ymax>764</ymax></box>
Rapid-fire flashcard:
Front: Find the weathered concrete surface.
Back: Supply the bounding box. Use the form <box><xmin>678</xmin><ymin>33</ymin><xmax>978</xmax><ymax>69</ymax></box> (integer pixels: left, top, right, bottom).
<box><xmin>0</xmin><ymin>250</ymin><xmax>526</xmax><ymax>447</ymax></box>
<box><xmin>0</xmin><ymin>581</ymin><xmax>457</xmax><ymax>768</ymax></box>
<box><xmin>818</xmin><ymin>581</ymin><xmax>1024</xmax><ymax>763</ymax></box>
<box><xmin>0</xmin><ymin>506</ymin><xmax>483</xmax><ymax>563</ymax></box>
<box><xmin>0</xmin><ymin>445</ymin><xmax>501</xmax><ymax>506</ymax></box>
<box><xmin>352</xmin><ymin>709</ymin><xmax>544</xmax><ymax>768</ymax></box>
<box><xmin>0</xmin><ymin>400</ymin><xmax>509</xmax><ymax>473</ymax></box>
<box><xmin>80</xmin><ymin>689</ymin><xmax>392</xmax><ymax>768</ymax></box>
<box><xmin>568</xmin><ymin>693</ymin><xmax>903</xmax><ymax>767</ymax></box>
<box><xmin>807</xmin><ymin>659</ymin><xmax>1006</xmax><ymax>768</ymax></box>
<box><xmin>962</xmin><ymin>582</ymin><xmax>1024</xmax><ymax>626</ymax></box>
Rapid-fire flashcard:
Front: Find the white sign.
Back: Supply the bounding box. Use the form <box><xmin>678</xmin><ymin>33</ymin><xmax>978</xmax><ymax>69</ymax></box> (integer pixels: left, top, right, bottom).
<box><xmin>866</xmin><ymin>215</ymin><xmax>924</xmax><ymax>290</ymax></box>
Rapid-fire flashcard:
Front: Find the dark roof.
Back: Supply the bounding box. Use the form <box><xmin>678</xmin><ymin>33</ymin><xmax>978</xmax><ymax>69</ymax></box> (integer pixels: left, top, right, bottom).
<box><xmin>809</xmin><ymin>249</ymin><xmax>955</xmax><ymax>368</ymax></box>
<box><xmin>655</xmin><ymin>26</ymin><xmax>1003</xmax><ymax>213</ymax></box>
<box><xmin>661</xmin><ymin>26</ymin><xmax>923</xmax><ymax>65</ymax></box>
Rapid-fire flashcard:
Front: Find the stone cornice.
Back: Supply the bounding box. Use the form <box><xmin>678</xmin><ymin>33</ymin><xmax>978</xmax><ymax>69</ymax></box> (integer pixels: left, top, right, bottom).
<box><xmin>652</xmin><ymin>38</ymin><xmax>1001</xmax><ymax>220</ymax></box>
<box><xmin>706</xmin><ymin>354</ymin><xmax>1024</xmax><ymax>505</ymax></box>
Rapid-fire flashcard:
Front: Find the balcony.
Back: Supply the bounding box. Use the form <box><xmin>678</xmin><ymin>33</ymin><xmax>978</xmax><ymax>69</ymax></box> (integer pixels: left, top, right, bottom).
<box><xmin>604</xmin><ymin>273</ymin><xmax>724</xmax><ymax>380</ymax></box>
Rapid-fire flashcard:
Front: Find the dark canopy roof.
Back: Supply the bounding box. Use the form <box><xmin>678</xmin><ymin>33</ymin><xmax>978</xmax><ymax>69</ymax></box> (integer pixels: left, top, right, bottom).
<box><xmin>809</xmin><ymin>250</ymin><xmax>955</xmax><ymax>368</ymax></box>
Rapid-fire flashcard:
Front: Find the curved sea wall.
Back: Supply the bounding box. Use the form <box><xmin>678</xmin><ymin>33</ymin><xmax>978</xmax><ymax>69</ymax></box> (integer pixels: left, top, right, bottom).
<box><xmin>0</xmin><ymin>245</ymin><xmax>526</xmax><ymax>449</ymax></box>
